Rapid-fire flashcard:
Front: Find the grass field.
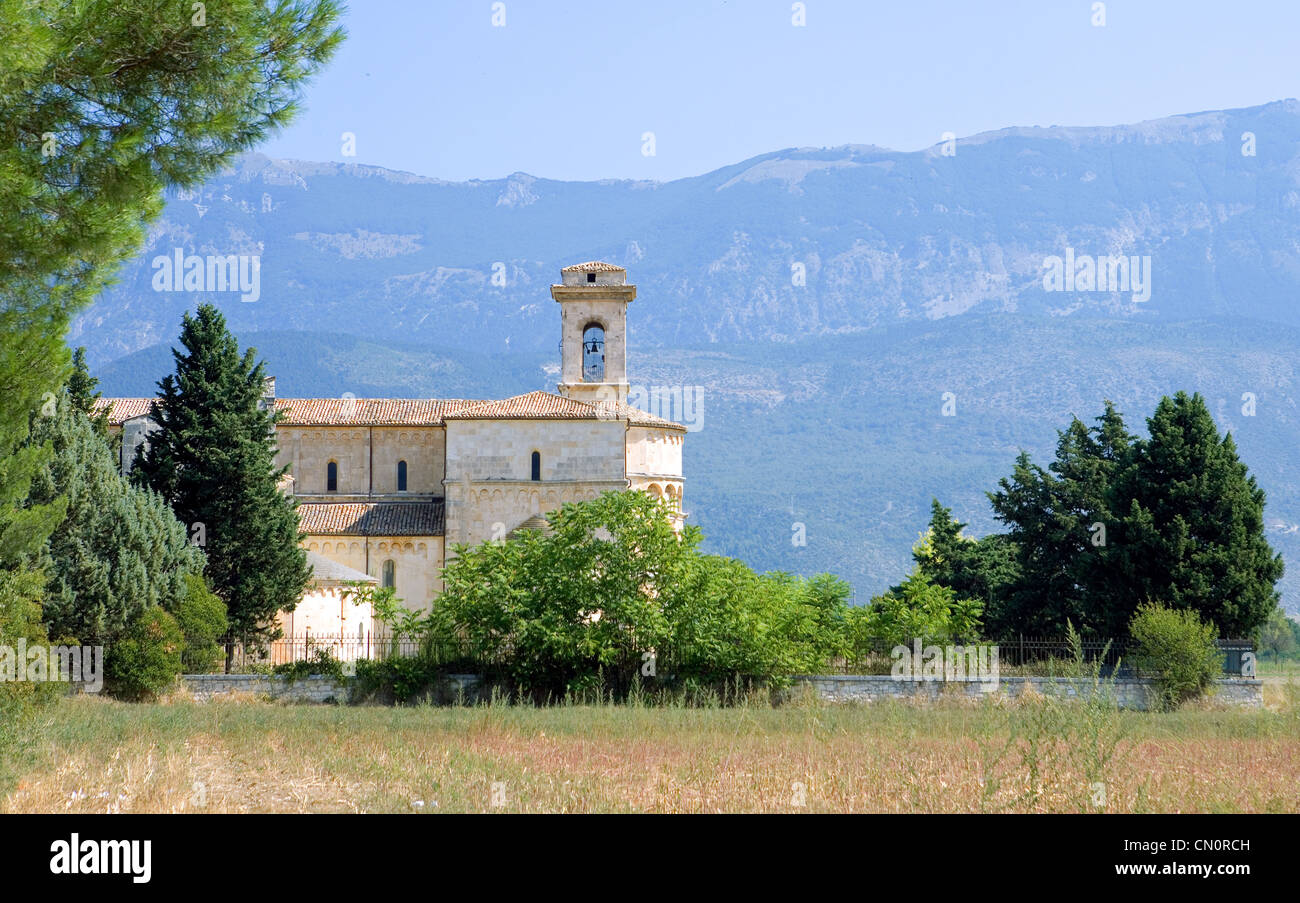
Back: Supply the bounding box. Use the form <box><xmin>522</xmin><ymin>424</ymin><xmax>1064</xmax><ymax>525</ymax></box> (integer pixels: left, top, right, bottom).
<box><xmin>1258</xmin><ymin>659</ymin><xmax>1300</xmax><ymax>678</ymax></box>
<box><xmin>3</xmin><ymin>684</ymin><xmax>1297</xmax><ymax>814</ymax></box>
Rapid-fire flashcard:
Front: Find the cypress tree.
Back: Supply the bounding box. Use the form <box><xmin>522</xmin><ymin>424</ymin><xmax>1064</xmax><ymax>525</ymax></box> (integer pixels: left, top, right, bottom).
<box><xmin>989</xmin><ymin>402</ymin><xmax>1134</xmax><ymax>636</ymax></box>
<box><xmin>26</xmin><ymin>393</ymin><xmax>203</xmax><ymax>646</ymax></box>
<box><xmin>135</xmin><ymin>305</ymin><xmax>309</xmax><ymax>663</ymax></box>
<box><xmin>1109</xmin><ymin>392</ymin><xmax>1282</xmax><ymax>638</ymax></box>
<box><xmin>66</xmin><ymin>347</ymin><xmax>110</xmax><ymax>434</ymax></box>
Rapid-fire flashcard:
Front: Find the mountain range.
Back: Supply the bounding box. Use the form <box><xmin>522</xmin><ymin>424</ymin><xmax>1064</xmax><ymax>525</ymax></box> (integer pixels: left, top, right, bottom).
<box><xmin>80</xmin><ymin>99</ymin><xmax>1300</xmax><ymax>615</ymax></box>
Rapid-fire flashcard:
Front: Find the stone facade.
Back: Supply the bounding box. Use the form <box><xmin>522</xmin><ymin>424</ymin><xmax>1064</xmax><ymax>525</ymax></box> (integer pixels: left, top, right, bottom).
<box><xmin>302</xmin><ymin>535</ymin><xmax>444</xmax><ymax>616</ymax></box>
<box><xmin>98</xmin><ymin>262</ymin><xmax>687</xmax><ymax>620</ymax></box>
<box><xmin>443</xmin><ymin>417</ymin><xmax>629</xmax><ymax>547</ymax></box>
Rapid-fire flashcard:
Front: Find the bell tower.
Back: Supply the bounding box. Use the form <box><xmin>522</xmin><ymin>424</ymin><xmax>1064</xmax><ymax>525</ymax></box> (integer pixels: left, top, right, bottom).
<box><xmin>551</xmin><ymin>261</ymin><xmax>636</xmax><ymax>405</ymax></box>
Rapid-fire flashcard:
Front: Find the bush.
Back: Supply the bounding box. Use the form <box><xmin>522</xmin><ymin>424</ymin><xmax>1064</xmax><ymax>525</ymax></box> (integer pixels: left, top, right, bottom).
<box><xmin>273</xmin><ymin>648</ymin><xmax>346</xmax><ymax>683</ymax></box>
<box><xmin>846</xmin><ymin>568</ymin><xmax>983</xmax><ymax>655</ymax></box>
<box><xmin>428</xmin><ymin>491</ymin><xmax>855</xmax><ymax>697</ymax></box>
<box><xmin>105</xmin><ymin>606</ymin><xmax>183</xmax><ymax>700</ymax></box>
<box><xmin>0</xmin><ymin>570</ymin><xmax>64</xmax><ymax>734</ymax></box>
<box><xmin>1128</xmin><ymin>602</ymin><xmax>1224</xmax><ymax>710</ymax></box>
<box><xmin>172</xmin><ymin>574</ymin><xmax>227</xmax><ymax>673</ymax></box>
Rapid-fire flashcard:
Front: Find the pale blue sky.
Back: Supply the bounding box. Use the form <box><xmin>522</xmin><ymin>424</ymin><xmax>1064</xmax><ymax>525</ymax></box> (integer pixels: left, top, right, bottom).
<box><xmin>260</xmin><ymin>0</ymin><xmax>1300</xmax><ymax>182</ymax></box>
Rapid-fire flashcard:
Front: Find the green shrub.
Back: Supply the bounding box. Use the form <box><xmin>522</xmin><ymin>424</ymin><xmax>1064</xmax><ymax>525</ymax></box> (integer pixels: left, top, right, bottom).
<box><xmin>105</xmin><ymin>606</ymin><xmax>184</xmax><ymax>700</ymax></box>
<box><xmin>1128</xmin><ymin>603</ymin><xmax>1224</xmax><ymax>710</ymax></box>
<box><xmin>0</xmin><ymin>570</ymin><xmax>64</xmax><ymax>735</ymax></box>
<box><xmin>173</xmin><ymin>574</ymin><xmax>228</xmax><ymax>673</ymax></box>
<box><xmin>846</xmin><ymin>568</ymin><xmax>983</xmax><ymax>655</ymax></box>
<box><xmin>429</xmin><ymin>491</ymin><xmax>855</xmax><ymax>697</ymax></box>
<box><xmin>273</xmin><ymin>648</ymin><xmax>346</xmax><ymax>683</ymax></box>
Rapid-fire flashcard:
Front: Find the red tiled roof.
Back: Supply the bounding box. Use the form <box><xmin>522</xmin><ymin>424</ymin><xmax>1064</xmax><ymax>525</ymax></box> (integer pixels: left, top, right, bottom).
<box><xmin>95</xmin><ymin>392</ymin><xmax>684</xmax><ymax>430</ymax></box>
<box><xmin>93</xmin><ymin>397</ymin><xmax>154</xmax><ymax>425</ymax></box>
<box><xmin>560</xmin><ymin>261</ymin><xmax>625</xmax><ymax>273</ymax></box>
<box><xmin>274</xmin><ymin>398</ymin><xmax>485</xmax><ymax>426</ymax></box>
<box><xmin>611</xmin><ymin>402</ymin><xmax>686</xmax><ymax>431</ymax></box>
<box><xmin>444</xmin><ymin>390</ymin><xmax>684</xmax><ymax>430</ymax></box>
<box><xmin>444</xmin><ymin>390</ymin><xmax>600</xmax><ymax>420</ymax></box>
<box><xmin>297</xmin><ymin>501</ymin><xmax>445</xmax><ymax>536</ymax></box>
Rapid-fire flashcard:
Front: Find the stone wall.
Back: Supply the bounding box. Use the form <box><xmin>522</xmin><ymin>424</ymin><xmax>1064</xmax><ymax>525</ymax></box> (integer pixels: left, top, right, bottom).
<box><xmin>788</xmin><ymin>674</ymin><xmax>1263</xmax><ymax>710</ymax></box>
<box><xmin>183</xmin><ymin>674</ymin><xmax>351</xmax><ymax>703</ymax></box>
<box><xmin>182</xmin><ymin>672</ymin><xmax>487</xmax><ymax>704</ymax></box>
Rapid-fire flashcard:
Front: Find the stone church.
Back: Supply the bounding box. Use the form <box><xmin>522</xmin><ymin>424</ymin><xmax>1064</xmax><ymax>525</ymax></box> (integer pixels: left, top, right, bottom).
<box><xmin>100</xmin><ymin>262</ymin><xmax>686</xmax><ymax>637</ymax></box>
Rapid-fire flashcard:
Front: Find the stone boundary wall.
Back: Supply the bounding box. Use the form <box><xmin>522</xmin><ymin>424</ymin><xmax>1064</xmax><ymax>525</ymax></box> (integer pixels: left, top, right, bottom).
<box><xmin>789</xmin><ymin>674</ymin><xmax>1263</xmax><ymax>710</ymax></box>
<box><xmin>181</xmin><ymin>673</ymin><xmax>486</xmax><ymax>704</ymax></box>
<box><xmin>182</xmin><ymin>674</ymin><xmax>350</xmax><ymax>703</ymax></box>
<box><xmin>181</xmin><ymin>673</ymin><xmax>1262</xmax><ymax>709</ymax></box>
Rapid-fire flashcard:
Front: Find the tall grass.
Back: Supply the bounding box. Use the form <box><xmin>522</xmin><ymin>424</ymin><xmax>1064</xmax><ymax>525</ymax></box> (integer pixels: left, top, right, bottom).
<box><xmin>2</xmin><ymin>680</ymin><xmax>1295</xmax><ymax>814</ymax></box>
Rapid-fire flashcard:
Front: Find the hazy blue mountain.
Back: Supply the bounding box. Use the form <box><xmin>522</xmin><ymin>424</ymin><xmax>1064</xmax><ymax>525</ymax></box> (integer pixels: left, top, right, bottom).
<box><xmin>83</xmin><ymin>99</ymin><xmax>1300</xmax><ymax>616</ymax></box>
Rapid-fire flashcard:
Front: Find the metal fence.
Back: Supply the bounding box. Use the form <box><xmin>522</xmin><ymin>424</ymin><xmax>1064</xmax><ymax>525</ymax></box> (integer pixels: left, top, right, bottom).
<box><xmin>221</xmin><ymin>633</ymin><xmax>436</xmax><ymax>671</ymax></box>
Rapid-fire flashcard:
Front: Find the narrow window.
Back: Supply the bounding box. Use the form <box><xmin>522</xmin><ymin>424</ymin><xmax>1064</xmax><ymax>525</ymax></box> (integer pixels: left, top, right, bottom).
<box><xmin>327</xmin><ymin>461</ymin><xmax>338</xmax><ymax>492</ymax></box>
<box><xmin>382</xmin><ymin>559</ymin><xmax>395</xmax><ymax>590</ymax></box>
<box><xmin>582</xmin><ymin>323</ymin><xmax>605</xmax><ymax>382</ymax></box>
<box><xmin>531</xmin><ymin>451</ymin><xmax>541</xmax><ymax>482</ymax></box>
<box><xmin>397</xmin><ymin>460</ymin><xmax>408</xmax><ymax>492</ymax></box>
<box><xmin>586</xmin><ymin>272</ymin><xmax>596</xmax><ymax>283</ymax></box>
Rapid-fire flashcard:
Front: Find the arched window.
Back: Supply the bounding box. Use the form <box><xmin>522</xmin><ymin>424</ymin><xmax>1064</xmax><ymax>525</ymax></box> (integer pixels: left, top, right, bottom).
<box><xmin>530</xmin><ymin>451</ymin><xmax>541</xmax><ymax>481</ymax></box>
<box><xmin>582</xmin><ymin>323</ymin><xmax>605</xmax><ymax>382</ymax></box>
<box><xmin>327</xmin><ymin>461</ymin><xmax>338</xmax><ymax>492</ymax></box>
<box><xmin>397</xmin><ymin>460</ymin><xmax>407</xmax><ymax>492</ymax></box>
<box><xmin>381</xmin><ymin>559</ymin><xmax>395</xmax><ymax>590</ymax></box>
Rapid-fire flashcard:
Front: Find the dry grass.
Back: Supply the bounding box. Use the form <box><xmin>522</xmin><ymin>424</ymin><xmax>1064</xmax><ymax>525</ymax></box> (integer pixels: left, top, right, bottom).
<box><xmin>2</xmin><ymin>687</ymin><xmax>1296</xmax><ymax>814</ymax></box>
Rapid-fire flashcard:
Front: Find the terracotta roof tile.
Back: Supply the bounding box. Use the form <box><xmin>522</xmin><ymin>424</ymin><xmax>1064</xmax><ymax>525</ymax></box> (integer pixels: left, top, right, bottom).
<box><xmin>444</xmin><ymin>390</ymin><xmax>600</xmax><ymax>420</ymax></box>
<box><xmin>297</xmin><ymin>501</ymin><xmax>445</xmax><ymax>536</ymax></box>
<box><xmin>93</xmin><ymin>397</ymin><xmax>154</xmax><ymax>425</ymax></box>
<box><xmin>96</xmin><ymin>392</ymin><xmax>684</xmax><ymax>430</ymax></box>
<box><xmin>443</xmin><ymin>390</ymin><xmax>684</xmax><ymax>430</ymax></box>
<box><xmin>275</xmin><ymin>398</ymin><xmax>484</xmax><ymax>426</ymax></box>
<box><xmin>560</xmin><ymin>261</ymin><xmax>625</xmax><ymax>273</ymax></box>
